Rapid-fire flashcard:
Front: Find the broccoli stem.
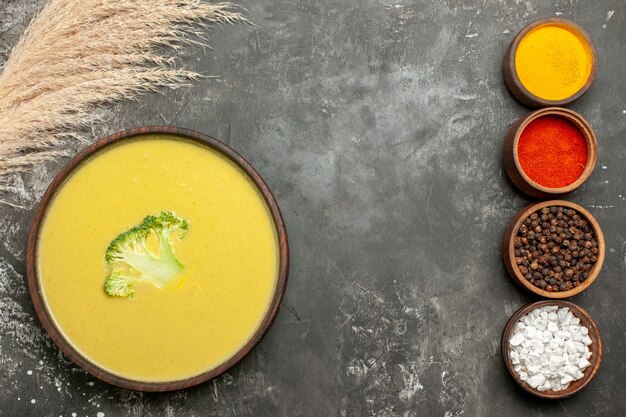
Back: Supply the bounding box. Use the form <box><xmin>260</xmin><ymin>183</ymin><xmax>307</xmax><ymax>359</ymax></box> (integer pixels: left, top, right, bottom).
<box><xmin>123</xmin><ymin>250</ymin><xmax>183</xmax><ymax>287</ymax></box>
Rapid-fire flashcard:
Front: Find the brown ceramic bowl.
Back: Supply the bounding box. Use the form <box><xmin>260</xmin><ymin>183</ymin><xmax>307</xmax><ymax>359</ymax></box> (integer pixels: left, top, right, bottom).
<box><xmin>503</xmin><ymin>17</ymin><xmax>597</xmax><ymax>108</ymax></box>
<box><xmin>503</xmin><ymin>200</ymin><xmax>604</xmax><ymax>299</ymax></box>
<box><xmin>502</xmin><ymin>300</ymin><xmax>602</xmax><ymax>399</ymax></box>
<box><xmin>503</xmin><ymin>107</ymin><xmax>597</xmax><ymax>199</ymax></box>
<box><xmin>26</xmin><ymin>126</ymin><xmax>289</xmax><ymax>391</ymax></box>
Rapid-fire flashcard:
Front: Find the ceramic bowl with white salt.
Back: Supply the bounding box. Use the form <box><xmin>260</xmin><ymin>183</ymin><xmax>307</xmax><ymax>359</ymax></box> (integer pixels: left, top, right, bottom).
<box><xmin>501</xmin><ymin>300</ymin><xmax>602</xmax><ymax>399</ymax></box>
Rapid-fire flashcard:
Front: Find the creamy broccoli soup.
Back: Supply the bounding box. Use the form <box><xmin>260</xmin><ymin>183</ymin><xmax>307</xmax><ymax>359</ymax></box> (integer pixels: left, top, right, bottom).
<box><xmin>37</xmin><ymin>135</ymin><xmax>279</xmax><ymax>382</ymax></box>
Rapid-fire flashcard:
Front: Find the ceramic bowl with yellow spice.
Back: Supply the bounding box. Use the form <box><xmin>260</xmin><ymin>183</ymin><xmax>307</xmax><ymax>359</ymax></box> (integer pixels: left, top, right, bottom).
<box><xmin>503</xmin><ymin>18</ymin><xmax>597</xmax><ymax>108</ymax></box>
<box><xmin>26</xmin><ymin>127</ymin><xmax>289</xmax><ymax>391</ymax></box>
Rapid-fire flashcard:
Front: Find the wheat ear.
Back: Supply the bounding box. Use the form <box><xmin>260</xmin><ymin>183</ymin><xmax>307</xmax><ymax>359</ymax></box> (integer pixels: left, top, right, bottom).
<box><xmin>0</xmin><ymin>0</ymin><xmax>247</xmax><ymax>197</ymax></box>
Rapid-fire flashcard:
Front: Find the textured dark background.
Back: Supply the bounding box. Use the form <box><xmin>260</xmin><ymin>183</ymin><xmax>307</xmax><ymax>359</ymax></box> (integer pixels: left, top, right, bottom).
<box><xmin>1</xmin><ymin>0</ymin><xmax>625</xmax><ymax>416</ymax></box>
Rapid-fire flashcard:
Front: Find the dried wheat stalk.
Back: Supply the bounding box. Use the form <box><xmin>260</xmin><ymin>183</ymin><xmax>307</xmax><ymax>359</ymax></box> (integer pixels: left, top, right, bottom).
<box><xmin>0</xmin><ymin>0</ymin><xmax>247</xmax><ymax>198</ymax></box>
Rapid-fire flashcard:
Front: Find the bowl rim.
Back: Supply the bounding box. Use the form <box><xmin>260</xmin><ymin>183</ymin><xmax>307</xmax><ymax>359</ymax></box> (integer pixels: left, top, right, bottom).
<box><xmin>504</xmin><ymin>17</ymin><xmax>597</xmax><ymax>108</ymax></box>
<box><xmin>25</xmin><ymin>126</ymin><xmax>290</xmax><ymax>392</ymax></box>
<box><xmin>501</xmin><ymin>300</ymin><xmax>602</xmax><ymax>399</ymax></box>
<box><xmin>511</xmin><ymin>107</ymin><xmax>598</xmax><ymax>195</ymax></box>
<box><xmin>503</xmin><ymin>200</ymin><xmax>605</xmax><ymax>299</ymax></box>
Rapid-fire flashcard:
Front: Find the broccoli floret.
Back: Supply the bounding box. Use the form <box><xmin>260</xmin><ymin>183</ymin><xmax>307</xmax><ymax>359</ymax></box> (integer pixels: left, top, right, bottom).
<box><xmin>104</xmin><ymin>270</ymin><xmax>138</xmax><ymax>298</ymax></box>
<box><xmin>104</xmin><ymin>211</ymin><xmax>190</xmax><ymax>298</ymax></box>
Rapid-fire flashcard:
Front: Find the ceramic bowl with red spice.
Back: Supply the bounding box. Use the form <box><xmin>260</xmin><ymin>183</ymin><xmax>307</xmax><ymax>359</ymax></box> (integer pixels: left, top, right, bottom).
<box><xmin>503</xmin><ymin>107</ymin><xmax>597</xmax><ymax>199</ymax></box>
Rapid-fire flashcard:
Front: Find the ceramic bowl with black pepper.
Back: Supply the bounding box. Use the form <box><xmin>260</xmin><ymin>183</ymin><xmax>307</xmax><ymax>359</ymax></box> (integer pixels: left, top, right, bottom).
<box><xmin>502</xmin><ymin>300</ymin><xmax>602</xmax><ymax>399</ymax></box>
<box><xmin>503</xmin><ymin>200</ymin><xmax>605</xmax><ymax>298</ymax></box>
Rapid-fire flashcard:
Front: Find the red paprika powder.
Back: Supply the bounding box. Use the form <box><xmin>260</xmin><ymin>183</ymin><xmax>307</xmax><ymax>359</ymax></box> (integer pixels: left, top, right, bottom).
<box><xmin>517</xmin><ymin>115</ymin><xmax>588</xmax><ymax>188</ymax></box>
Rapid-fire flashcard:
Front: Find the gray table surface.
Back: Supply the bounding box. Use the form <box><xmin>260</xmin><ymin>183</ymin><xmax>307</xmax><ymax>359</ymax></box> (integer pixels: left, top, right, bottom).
<box><xmin>1</xmin><ymin>0</ymin><xmax>625</xmax><ymax>416</ymax></box>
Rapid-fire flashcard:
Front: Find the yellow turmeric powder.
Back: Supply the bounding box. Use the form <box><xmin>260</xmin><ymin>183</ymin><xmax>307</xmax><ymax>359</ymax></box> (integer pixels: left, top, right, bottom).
<box><xmin>515</xmin><ymin>24</ymin><xmax>593</xmax><ymax>101</ymax></box>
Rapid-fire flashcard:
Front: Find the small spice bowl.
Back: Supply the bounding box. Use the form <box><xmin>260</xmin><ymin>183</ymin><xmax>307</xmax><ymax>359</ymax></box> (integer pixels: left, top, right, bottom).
<box><xmin>503</xmin><ymin>18</ymin><xmax>597</xmax><ymax>108</ymax></box>
<box><xmin>503</xmin><ymin>200</ymin><xmax>605</xmax><ymax>298</ymax></box>
<box><xmin>503</xmin><ymin>107</ymin><xmax>597</xmax><ymax>199</ymax></box>
<box><xmin>502</xmin><ymin>300</ymin><xmax>602</xmax><ymax>399</ymax></box>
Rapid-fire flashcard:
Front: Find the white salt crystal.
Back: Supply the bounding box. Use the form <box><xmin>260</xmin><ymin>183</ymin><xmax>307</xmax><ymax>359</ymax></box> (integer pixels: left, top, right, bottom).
<box><xmin>549</xmin><ymin>356</ymin><xmax>565</xmax><ymax>370</ymax></box>
<box><xmin>555</xmin><ymin>330</ymin><xmax>568</xmax><ymax>339</ymax></box>
<box><xmin>510</xmin><ymin>333</ymin><xmax>524</xmax><ymax>346</ymax></box>
<box><xmin>565</xmin><ymin>365</ymin><xmax>579</xmax><ymax>377</ymax></box>
<box><xmin>524</xmin><ymin>326</ymin><xmax>536</xmax><ymax>338</ymax></box>
<box><xmin>528</xmin><ymin>374</ymin><xmax>545</xmax><ymax>388</ymax></box>
<box><xmin>565</xmin><ymin>341</ymin><xmax>577</xmax><ymax>354</ymax></box>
